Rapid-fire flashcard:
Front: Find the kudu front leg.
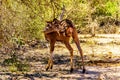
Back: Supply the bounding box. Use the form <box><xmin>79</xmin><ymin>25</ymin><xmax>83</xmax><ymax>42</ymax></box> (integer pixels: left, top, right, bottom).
<box><xmin>46</xmin><ymin>52</ymin><xmax>53</xmax><ymax>71</ymax></box>
<box><xmin>46</xmin><ymin>41</ymin><xmax>55</xmax><ymax>71</ymax></box>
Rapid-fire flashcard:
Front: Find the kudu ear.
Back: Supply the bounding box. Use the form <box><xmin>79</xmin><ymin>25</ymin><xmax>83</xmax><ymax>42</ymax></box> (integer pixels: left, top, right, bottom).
<box><xmin>52</xmin><ymin>18</ymin><xmax>60</xmax><ymax>24</ymax></box>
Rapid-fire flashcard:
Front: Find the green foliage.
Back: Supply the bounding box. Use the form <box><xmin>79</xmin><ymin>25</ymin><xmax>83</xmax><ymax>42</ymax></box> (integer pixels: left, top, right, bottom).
<box><xmin>0</xmin><ymin>0</ymin><xmax>120</xmax><ymax>45</ymax></box>
<box><xmin>95</xmin><ymin>5</ymin><xmax>107</xmax><ymax>16</ymax></box>
<box><xmin>3</xmin><ymin>54</ymin><xmax>19</xmax><ymax>66</ymax></box>
<box><xmin>105</xmin><ymin>1</ymin><xmax>118</xmax><ymax>16</ymax></box>
<box><xmin>3</xmin><ymin>53</ymin><xmax>30</xmax><ymax>72</ymax></box>
<box><xmin>12</xmin><ymin>37</ymin><xmax>25</xmax><ymax>46</ymax></box>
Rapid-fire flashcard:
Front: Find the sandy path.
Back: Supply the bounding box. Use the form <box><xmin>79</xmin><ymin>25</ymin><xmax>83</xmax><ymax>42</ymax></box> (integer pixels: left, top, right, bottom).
<box><xmin>0</xmin><ymin>41</ymin><xmax>120</xmax><ymax>80</ymax></box>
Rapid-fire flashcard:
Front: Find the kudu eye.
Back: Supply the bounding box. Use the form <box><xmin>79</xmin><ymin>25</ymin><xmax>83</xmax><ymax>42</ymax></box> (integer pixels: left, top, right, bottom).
<box><xmin>47</xmin><ymin>24</ymin><xmax>51</xmax><ymax>27</ymax></box>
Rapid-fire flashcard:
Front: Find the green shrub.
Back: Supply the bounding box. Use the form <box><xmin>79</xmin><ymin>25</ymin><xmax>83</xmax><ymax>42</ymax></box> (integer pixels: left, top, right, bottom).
<box><xmin>3</xmin><ymin>54</ymin><xmax>30</xmax><ymax>72</ymax></box>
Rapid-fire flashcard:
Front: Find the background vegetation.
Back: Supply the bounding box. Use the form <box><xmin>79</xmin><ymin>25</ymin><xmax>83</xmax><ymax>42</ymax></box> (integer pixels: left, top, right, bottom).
<box><xmin>0</xmin><ymin>0</ymin><xmax>120</xmax><ymax>46</ymax></box>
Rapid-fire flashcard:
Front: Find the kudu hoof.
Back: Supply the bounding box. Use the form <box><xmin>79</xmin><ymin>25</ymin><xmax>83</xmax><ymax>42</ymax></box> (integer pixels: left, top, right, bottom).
<box><xmin>70</xmin><ymin>68</ymin><xmax>73</xmax><ymax>73</ymax></box>
<box><xmin>46</xmin><ymin>65</ymin><xmax>53</xmax><ymax>71</ymax></box>
<box><xmin>82</xmin><ymin>68</ymin><xmax>86</xmax><ymax>73</ymax></box>
<box><xmin>46</xmin><ymin>67</ymin><xmax>49</xmax><ymax>71</ymax></box>
<box><xmin>50</xmin><ymin>65</ymin><xmax>53</xmax><ymax>69</ymax></box>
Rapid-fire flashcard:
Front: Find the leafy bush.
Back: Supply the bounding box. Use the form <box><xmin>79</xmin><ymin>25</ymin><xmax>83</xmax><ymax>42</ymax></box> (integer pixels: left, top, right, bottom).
<box><xmin>0</xmin><ymin>0</ymin><xmax>120</xmax><ymax>46</ymax></box>
<box><xmin>3</xmin><ymin>53</ymin><xmax>30</xmax><ymax>72</ymax></box>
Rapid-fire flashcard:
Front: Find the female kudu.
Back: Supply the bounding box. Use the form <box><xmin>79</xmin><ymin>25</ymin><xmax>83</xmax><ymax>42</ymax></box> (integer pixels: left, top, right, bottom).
<box><xmin>44</xmin><ymin>19</ymin><xmax>85</xmax><ymax>73</ymax></box>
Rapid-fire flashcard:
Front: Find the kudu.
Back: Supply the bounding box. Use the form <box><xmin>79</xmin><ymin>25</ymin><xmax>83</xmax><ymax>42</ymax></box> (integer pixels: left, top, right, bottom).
<box><xmin>44</xmin><ymin>18</ymin><xmax>85</xmax><ymax>73</ymax></box>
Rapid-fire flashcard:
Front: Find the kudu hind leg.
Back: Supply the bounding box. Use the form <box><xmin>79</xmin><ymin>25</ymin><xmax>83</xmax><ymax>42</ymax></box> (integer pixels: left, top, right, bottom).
<box><xmin>79</xmin><ymin>46</ymin><xmax>86</xmax><ymax>73</ymax></box>
<box><xmin>46</xmin><ymin>41</ymin><xmax>55</xmax><ymax>71</ymax></box>
<box><xmin>65</xmin><ymin>43</ymin><xmax>74</xmax><ymax>73</ymax></box>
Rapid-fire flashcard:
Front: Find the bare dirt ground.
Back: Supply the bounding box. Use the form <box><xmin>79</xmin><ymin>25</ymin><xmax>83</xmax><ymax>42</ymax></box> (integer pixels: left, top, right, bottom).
<box><xmin>0</xmin><ymin>34</ymin><xmax>120</xmax><ymax>80</ymax></box>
